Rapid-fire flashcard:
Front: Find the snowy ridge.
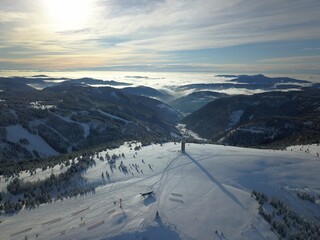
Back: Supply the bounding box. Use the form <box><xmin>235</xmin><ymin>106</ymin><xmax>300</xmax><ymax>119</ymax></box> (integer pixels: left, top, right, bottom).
<box><xmin>1</xmin><ymin>143</ymin><xmax>320</xmax><ymax>239</ymax></box>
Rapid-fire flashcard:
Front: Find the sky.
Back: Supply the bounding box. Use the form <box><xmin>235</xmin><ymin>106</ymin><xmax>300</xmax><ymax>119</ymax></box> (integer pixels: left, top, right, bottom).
<box><xmin>0</xmin><ymin>0</ymin><xmax>319</xmax><ymax>76</ymax></box>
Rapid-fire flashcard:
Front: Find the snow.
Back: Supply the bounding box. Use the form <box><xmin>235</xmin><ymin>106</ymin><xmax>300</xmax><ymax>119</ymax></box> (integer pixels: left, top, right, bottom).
<box><xmin>5</xmin><ymin>125</ymin><xmax>58</xmax><ymax>157</ymax></box>
<box><xmin>176</xmin><ymin>123</ymin><xmax>206</xmax><ymax>141</ymax></box>
<box><xmin>1</xmin><ymin>143</ymin><xmax>320</xmax><ymax>240</ymax></box>
<box><xmin>287</xmin><ymin>144</ymin><xmax>320</xmax><ymax>158</ymax></box>
<box><xmin>98</xmin><ymin>110</ymin><xmax>132</xmax><ymax>124</ymax></box>
<box><xmin>237</xmin><ymin>127</ymin><xmax>265</xmax><ymax>134</ymax></box>
<box><xmin>30</xmin><ymin>101</ymin><xmax>56</xmax><ymax>110</ymax></box>
<box><xmin>0</xmin><ymin>162</ymin><xmax>73</xmax><ymax>192</ymax></box>
<box><xmin>229</xmin><ymin>110</ymin><xmax>244</xmax><ymax>127</ymax></box>
<box><xmin>80</xmin><ymin>123</ymin><xmax>90</xmax><ymax>138</ymax></box>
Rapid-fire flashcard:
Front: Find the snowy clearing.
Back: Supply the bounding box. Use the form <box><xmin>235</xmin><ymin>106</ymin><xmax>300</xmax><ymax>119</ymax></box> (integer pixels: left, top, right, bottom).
<box><xmin>5</xmin><ymin>125</ymin><xmax>59</xmax><ymax>157</ymax></box>
<box><xmin>287</xmin><ymin>144</ymin><xmax>320</xmax><ymax>158</ymax></box>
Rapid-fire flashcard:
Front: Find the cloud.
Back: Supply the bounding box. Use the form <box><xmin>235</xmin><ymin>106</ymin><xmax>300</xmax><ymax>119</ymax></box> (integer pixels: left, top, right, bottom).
<box><xmin>0</xmin><ymin>0</ymin><xmax>319</xmax><ymax>72</ymax></box>
<box><xmin>108</xmin><ymin>0</ymin><xmax>320</xmax><ymax>51</ymax></box>
<box><xmin>260</xmin><ymin>55</ymin><xmax>320</xmax><ymax>64</ymax></box>
<box><xmin>0</xmin><ymin>11</ymin><xmax>29</xmax><ymax>23</ymax></box>
<box><xmin>303</xmin><ymin>47</ymin><xmax>320</xmax><ymax>51</ymax></box>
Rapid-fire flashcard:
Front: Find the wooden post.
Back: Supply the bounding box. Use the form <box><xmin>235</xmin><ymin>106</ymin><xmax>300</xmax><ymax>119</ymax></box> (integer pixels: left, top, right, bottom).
<box><xmin>181</xmin><ymin>138</ymin><xmax>186</xmax><ymax>152</ymax></box>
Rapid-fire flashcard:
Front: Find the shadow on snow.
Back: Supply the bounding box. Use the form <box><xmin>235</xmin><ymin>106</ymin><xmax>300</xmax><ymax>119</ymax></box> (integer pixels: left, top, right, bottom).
<box><xmin>184</xmin><ymin>152</ymin><xmax>246</xmax><ymax>210</ymax></box>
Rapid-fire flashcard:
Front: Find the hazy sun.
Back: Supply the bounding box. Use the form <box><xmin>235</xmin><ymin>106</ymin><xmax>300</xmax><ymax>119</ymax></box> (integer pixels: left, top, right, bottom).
<box><xmin>44</xmin><ymin>0</ymin><xmax>94</xmax><ymax>31</ymax></box>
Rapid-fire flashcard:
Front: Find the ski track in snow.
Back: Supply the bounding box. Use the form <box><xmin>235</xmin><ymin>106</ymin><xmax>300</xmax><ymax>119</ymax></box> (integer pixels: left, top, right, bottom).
<box><xmin>1</xmin><ymin>143</ymin><xmax>320</xmax><ymax>240</ymax></box>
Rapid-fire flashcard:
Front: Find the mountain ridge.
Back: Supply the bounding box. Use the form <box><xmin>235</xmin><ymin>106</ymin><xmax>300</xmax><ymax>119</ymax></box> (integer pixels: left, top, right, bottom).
<box><xmin>181</xmin><ymin>89</ymin><xmax>320</xmax><ymax>147</ymax></box>
<box><xmin>0</xmin><ymin>81</ymin><xmax>181</xmax><ymax>161</ymax></box>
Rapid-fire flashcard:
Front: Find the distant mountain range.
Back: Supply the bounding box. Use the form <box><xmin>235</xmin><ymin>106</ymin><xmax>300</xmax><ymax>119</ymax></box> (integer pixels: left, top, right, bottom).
<box><xmin>0</xmin><ymin>76</ymin><xmax>131</xmax><ymax>90</ymax></box>
<box><xmin>177</xmin><ymin>74</ymin><xmax>312</xmax><ymax>92</ymax></box>
<box><xmin>1</xmin><ymin>73</ymin><xmax>319</xmax><ymax>160</ymax></box>
<box><xmin>121</xmin><ymin>86</ymin><xmax>174</xmax><ymax>103</ymax></box>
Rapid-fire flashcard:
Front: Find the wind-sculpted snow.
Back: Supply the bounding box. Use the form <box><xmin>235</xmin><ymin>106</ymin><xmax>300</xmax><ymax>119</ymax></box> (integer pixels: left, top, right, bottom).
<box><xmin>0</xmin><ymin>143</ymin><xmax>319</xmax><ymax>239</ymax></box>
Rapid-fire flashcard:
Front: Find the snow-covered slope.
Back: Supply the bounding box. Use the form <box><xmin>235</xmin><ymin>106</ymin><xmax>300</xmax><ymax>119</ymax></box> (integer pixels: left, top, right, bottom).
<box><xmin>287</xmin><ymin>144</ymin><xmax>320</xmax><ymax>158</ymax></box>
<box><xmin>1</xmin><ymin>143</ymin><xmax>320</xmax><ymax>240</ymax></box>
<box><xmin>6</xmin><ymin>125</ymin><xmax>59</xmax><ymax>157</ymax></box>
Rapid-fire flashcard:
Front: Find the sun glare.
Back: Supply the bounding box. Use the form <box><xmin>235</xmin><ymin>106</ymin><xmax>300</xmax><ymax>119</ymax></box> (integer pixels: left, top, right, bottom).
<box><xmin>44</xmin><ymin>0</ymin><xmax>94</xmax><ymax>31</ymax></box>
